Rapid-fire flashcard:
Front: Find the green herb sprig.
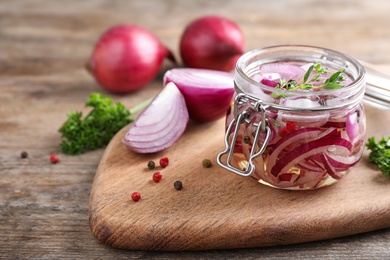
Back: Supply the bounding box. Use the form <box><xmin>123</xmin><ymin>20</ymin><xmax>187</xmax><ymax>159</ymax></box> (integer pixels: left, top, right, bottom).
<box><xmin>58</xmin><ymin>93</ymin><xmax>150</xmax><ymax>155</ymax></box>
<box><xmin>366</xmin><ymin>136</ymin><xmax>390</xmax><ymax>178</ymax></box>
<box><xmin>276</xmin><ymin>63</ymin><xmax>346</xmax><ymax>92</ymax></box>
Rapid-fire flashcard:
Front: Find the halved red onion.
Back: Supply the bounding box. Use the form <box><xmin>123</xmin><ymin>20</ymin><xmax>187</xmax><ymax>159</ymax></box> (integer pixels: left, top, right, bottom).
<box><xmin>163</xmin><ymin>68</ymin><xmax>234</xmax><ymax>122</ymax></box>
<box><xmin>122</xmin><ymin>82</ymin><xmax>189</xmax><ymax>153</ymax></box>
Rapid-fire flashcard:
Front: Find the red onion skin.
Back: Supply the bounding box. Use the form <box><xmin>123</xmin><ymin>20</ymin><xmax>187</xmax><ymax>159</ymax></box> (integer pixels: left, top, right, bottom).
<box><xmin>88</xmin><ymin>25</ymin><xmax>175</xmax><ymax>93</ymax></box>
<box><xmin>170</xmin><ymin>84</ymin><xmax>233</xmax><ymax>122</ymax></box>
<box><xmin>163</xmin><ymin>68</ymin><xmax>234</xmax><ymax>122</ymax></box>
<box><xmin>180</xmin><ymin>16</ymin><xmax>244</xmax><ymax>72</ymax></box>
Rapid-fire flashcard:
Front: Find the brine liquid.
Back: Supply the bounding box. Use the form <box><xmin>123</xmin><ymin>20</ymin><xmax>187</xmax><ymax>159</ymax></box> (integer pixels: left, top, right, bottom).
<box><xmin>228</xmin><ymin>105</ymin><xmax>365</xmax><ymax>189</ymax></box>
<box><xmin>227</xmin><ymin>61</ymin><xmax>365</xmax><ymax>189</ymax></box>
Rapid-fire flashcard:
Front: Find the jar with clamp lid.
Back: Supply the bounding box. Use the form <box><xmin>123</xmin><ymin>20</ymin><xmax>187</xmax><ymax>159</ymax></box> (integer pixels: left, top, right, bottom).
<box><xmin>217</xmin><ymin>45</ymin><xmax>366</xmax><ymax>190</ymax></box>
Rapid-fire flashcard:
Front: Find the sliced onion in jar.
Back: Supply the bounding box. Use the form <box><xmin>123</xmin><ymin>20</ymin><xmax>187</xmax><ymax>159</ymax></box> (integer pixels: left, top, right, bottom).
<box><xmin>163</xmin><ymin>68</ymin><xmax>234</xmax><ymax>122</ymax></box>
<box><xmin>260</xmin><ymin>78</ymin><xmax>279</xmax><ymax>87</ymax></box>
<box><xmin>320</xmin><ymin>153</ymin><xmax>344</xmax><ymax>180</ymax></box>
<box><xmin>282</xmin><ymin>97</ymin><xmax>321</xmax><ymax>109</ymax></box>
<box><xmin>122</xmin><ymin>82</ymin><xmax>189</xmax><ymax>153</ymax></box>
<box><xmin>323</xmin><ymin>143</ymin><xmax>364</xmax><ymax>169</ymax></box>
<box><xmin>277</xmin><ymin>173</ymin><xmax>301</xmax><ymax>188</ymax></box>
<box><xmin>240</xmin><ymin>123</ymin><xmax>276</xmax><ymax>182</ymax></box>
<box><xmin>268</xmin><ymin>127</ymin><xmax>338</xmax><ymax>168</ymax></box>
<box><xmin>279</xmin><ymin>111</ymin><xmax>330</xmax><ymax>128</ymax></box>
<box><xmin>268</xmin><ymin>127</ymin><xmax>323</xmax><ymax>155</ymax></box>
<box><xmin>297</xmin><ymin>159</ymin><xmax>324</xmax><ymax>173</ymax></box>
<box><xmin>297</xmin><ymin>172</ymin><xmax>328</xmax><ymax>189</ymax></box>
<box><xmin>270</xmin><ymin>137</ymin><xmax>352</xmax><ymax>177</ymax></box>
<box><xmin>259</xmin><ymin>62</ymin><xmax>305</xmax><ymax>81</ymax></box>
<box><xmin>262</xmin><ymin>72</ymin><xmax>281</xmax><ymax>81</ymax></box>
<box><xmin>346</xmin><ymin>111</ymin><xmax>360</xmax><ymax>143</ymax></box>
<box><xmin>294</xmin><ymin>169</ymin><xmax>326</xmax><ymax>186</ymax></box>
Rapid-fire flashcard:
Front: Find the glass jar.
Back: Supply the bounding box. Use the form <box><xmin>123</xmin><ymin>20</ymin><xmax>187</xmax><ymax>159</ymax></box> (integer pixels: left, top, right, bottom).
<box><xmin>217</xmin><ymin>45</ymin><xmax>366</xmax><ymax>190</ymax></box>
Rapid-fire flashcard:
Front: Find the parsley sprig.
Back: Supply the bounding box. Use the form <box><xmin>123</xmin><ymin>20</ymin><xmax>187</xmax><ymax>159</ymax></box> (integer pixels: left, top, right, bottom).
<box><xmin>58</xmin><ymin>93</ymin><xmax>150</xmax><ymax>155</ymax></box>
<box><xmin>276</xmin><ymin>63</ymin><xmax>346</xmax><ymax>91</ymax></box>
<box><xmin>366</xmin><ymin>137</ymin><xmax>390</xmax><ymax>178</ymax></box>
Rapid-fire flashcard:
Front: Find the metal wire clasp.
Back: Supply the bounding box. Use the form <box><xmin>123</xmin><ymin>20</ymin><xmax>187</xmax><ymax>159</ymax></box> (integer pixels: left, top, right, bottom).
<box><xmin>217</xmin><ymin>93</ymin><xmax>271</xmax><ymax>177</ymax></box>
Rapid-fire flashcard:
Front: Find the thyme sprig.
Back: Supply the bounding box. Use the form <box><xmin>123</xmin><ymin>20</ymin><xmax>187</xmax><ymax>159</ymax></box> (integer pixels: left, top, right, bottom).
<box><xmin>276</xmin><ymin>63</ymin><xmax>346</xmax><ymax>92</ymax></box>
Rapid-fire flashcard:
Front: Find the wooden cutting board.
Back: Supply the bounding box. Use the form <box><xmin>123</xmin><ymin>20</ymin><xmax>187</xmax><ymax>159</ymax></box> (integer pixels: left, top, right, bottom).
<box><xmin>89</xmin><ymin>105</ymin><xmax>390</xmax><ymax>251</ymax></box>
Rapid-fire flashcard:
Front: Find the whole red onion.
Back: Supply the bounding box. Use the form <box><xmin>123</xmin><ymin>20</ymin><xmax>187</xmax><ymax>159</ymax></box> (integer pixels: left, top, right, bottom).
<box><xmin>88</xmin><ymin>25</ymin><xmax>176</xmax><ymax>93</ymax></box>
<box><xmin>179</xmin><ymin>16</ymin><xmax>244</xmax><ymax>72</ymax></box>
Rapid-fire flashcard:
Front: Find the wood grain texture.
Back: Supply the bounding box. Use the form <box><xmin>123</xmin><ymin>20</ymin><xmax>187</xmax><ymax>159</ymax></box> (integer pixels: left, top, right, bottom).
<box><xmin>1</xmin><ymin>0</ymin><xmax>390</xmax><ymax>258</ymax></box>
<box><xmin>89</xmin><ymin>106</ymin><xmax>390</xmax><ymax>251</ymax></box>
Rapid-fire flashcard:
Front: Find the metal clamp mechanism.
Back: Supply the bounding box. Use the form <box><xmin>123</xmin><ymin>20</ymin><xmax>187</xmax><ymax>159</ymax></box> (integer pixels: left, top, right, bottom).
<box><xmin>217</xmin><ymin>93</ymin><xmax>271</xmax><ymax>177</ymax></box>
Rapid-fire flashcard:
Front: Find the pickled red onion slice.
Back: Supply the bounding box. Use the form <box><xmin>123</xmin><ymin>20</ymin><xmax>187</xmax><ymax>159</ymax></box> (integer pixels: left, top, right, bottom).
<box><xmin>297</xmin><ymin>159</ymin><xmax>324</xmax><ymax>173</ymax></box>
<box><xmin>277</xmin><ymin>173</ymin><xmax>301</xmax><ymax>188</ymax></box>
<box><xmin>320</xmin><ymin>153</ymin><xmax>344</xmax><ymax>180</ymax></box>
<box><xmin>280</xmin><ymin>111</ymin><xmax>330</xmax><ymax>127</ymax></box>
<box><xmin>259</xmin><ymin>62</ymin><xmax>306</xmax><ymax>81</ymax></box>
<box><xmin>260</xmin><ymin>78</ymin><xmax>279</xmax><ymax>87</ymax></box>
<box><xmin>346</xmin><ymin>111</ymin><xmax>360</xmax><ymax>143</ymax></box>
<box><xmin>270</xmin><ymin>137</ymin><xmax>352</xmax><ymax>177</ymax></box>
<box><xmin>323</xmin><ymin>143</ymin><xmax>364</xmax><ymax>169</ymax></box>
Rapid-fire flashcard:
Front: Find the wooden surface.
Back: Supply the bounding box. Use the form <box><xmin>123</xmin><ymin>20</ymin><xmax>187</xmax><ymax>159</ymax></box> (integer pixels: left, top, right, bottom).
<box><xmin>89</xmin><ymin>108</ymin><xmax>390</xmax><ymax>251</ymax></box>
<box><xmin>2</xmin><ymin>0</ymin><xmax>390</xmax><ymax>258</ymax></box>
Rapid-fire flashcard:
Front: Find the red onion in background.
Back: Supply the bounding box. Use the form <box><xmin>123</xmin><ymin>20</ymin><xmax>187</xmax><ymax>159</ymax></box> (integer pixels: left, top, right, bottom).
<box><xmin>179</xmin><ymin>16</ymin><xmax>244</xmax><ymax>72</ymax></box>
<box><xmin>88</xmin><ymin>25</ymin><xmax>176</xmax><ymax>93</ymax></box>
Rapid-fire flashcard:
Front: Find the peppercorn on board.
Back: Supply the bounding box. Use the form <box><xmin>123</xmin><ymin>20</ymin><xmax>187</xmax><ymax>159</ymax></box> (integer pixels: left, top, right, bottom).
<box><xmin>89</xmin><ymin>105</ymin><xmax>390</xmax><ymax>251</ymax></box>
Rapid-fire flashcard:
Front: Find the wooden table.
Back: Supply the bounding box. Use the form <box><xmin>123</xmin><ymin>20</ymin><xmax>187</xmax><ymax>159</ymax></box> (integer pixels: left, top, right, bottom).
<box><xmin>1</xmin><ymin>0</ymin><xmax>390</xmax><ymax>258</ymax></box>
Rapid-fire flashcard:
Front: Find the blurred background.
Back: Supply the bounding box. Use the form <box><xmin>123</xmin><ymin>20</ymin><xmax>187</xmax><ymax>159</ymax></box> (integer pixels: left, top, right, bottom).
<box><xmin>1</xmin><ymin>0</ymin><xmax>389</xmax><ymax>80</ymax></box>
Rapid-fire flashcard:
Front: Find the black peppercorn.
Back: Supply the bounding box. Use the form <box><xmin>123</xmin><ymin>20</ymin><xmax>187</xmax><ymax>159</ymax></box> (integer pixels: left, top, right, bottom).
<box><xmin>202</xmin><ymin>159</ymin><xmax>212</xmax><ymax>168</ymax></box>
<box><xmin>20</xmin><ymin>151</ymin><xmax>28</xmax><ymax>159</ymax></box>
<box><xmin>147</xmin><ymin>160</ymin><xmax>155</xmax><ymax>170</ymax></box>
<box><xmin>243</xmin><ymin>136</ymin><xmax>250</xmax><ymax>144</ymax></box>
<box><xmin>174</xmin><ymin>181</ymin><xmax>183</xmax><ymax>190</ymax></box>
